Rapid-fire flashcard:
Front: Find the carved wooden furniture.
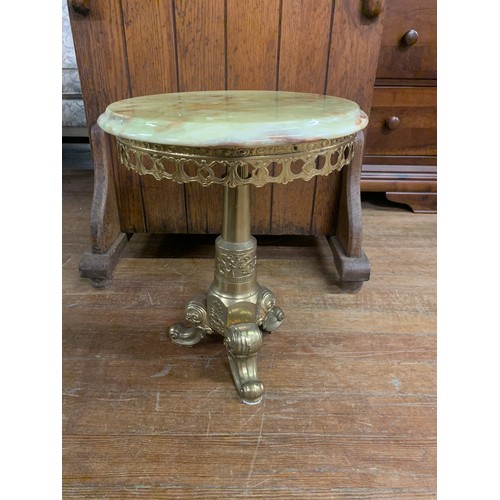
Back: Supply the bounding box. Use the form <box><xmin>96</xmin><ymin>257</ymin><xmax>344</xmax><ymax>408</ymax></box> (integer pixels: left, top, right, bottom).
<box><xmin>361</xmin><ymin>0</ymin><xmax>437</xmax><ymax>213</ymax></box>
<box><xmin>68</xmin><ymin>0</ymin><xmax>386</xmax><ymax>284</ymax></box>
<box><xmin>95</xmin><ymin>90</ymin><xmax>369</xmax><ymax>403</ymax></box>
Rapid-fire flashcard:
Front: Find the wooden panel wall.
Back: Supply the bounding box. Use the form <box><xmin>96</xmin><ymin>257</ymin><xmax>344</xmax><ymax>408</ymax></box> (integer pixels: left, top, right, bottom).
<box><xmin>174</xmin><ymin>0</ymin><xmax>227</xmax><ymax>234</ymax></box>
<box><xmin>225</xmin><ymin>0</ymin><xmax>279</xmax><ymax>234</ymax></box>
<box><xmin>69</xmin><ymin>0</ymin><xmax>145</xmax><ymax>233</ymax></box>
<box><xmin>272</xmin><ymin>0</ymin><xmax>333</xmax><ymax>234</ymax></box>
<box><xmin>69</xmin><ymin>0</ymin><xmax>385</xmax><ymax>235</ymax></box>
<box><xmin>122</xmin><ymin>0</ymin><xmax>187</xmax><ymax>234</ymax></box>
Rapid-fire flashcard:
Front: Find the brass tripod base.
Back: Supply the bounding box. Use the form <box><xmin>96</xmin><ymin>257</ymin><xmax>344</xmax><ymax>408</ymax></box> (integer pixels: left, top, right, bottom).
<box><xmin>168</xmin><ymin>286</ymin><xmax>284</xmax><ymax>404</ymax></box>
<box><xmin>168</xmin><ymin>182</ymin><xmax>284</xmax><ymax>403</ymax></box>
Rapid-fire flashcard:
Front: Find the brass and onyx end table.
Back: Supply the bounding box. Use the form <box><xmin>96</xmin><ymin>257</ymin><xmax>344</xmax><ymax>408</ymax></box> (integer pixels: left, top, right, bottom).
<box><xmin>96</xmin><ymin>90</ymin><xmax>369</xmax><ymax>404</ymax></box>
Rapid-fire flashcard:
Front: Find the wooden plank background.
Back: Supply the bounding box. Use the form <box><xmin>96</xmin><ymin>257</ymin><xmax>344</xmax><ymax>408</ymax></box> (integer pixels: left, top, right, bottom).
<box><xmin>63</xmin><ymin>170</ymin><xmax>436</xmax><ymax>498</ymax></box>
<box><xmin>69</xmin><ymin>0</ymin><xmax>386</xmax><ymax>235</ymax></box>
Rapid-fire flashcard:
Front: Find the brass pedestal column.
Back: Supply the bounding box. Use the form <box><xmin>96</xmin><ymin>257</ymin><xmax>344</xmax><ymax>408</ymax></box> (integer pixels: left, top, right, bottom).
<box><xmin>169</xmin><ymin>171</ymin><xmax>284</xmax><ymax>404</ymax></box>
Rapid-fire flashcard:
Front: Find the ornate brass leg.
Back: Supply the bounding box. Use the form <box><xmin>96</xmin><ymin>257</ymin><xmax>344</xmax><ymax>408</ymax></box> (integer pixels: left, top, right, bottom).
<box><xmin>224</xmin><ymin>323</ymin><xmax>264</xmax><ymax>404</ymax></box>
<box><xmin>206</xmin><ymin>235</ymin><xmax>263</xmax><ymax>404</ymax></box>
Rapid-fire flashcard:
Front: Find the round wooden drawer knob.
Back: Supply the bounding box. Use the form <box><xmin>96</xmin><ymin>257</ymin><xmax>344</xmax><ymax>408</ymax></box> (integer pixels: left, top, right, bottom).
<box><xmin>385</xmin><ymin>116</ymin><xmax>400</xmax><ymax>130</ymax></box>
<box><xmin>402</xmin><ymin>29</ymin><xmax>419</xmax><ymax>46</ymax></box>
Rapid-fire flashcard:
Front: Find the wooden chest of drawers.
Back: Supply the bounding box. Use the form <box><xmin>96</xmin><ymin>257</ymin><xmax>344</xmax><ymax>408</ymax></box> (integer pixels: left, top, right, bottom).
<box><xmin>362</xmin><ymin>0</ymin><xmax>437</xmax><ymax>213</ymax></box>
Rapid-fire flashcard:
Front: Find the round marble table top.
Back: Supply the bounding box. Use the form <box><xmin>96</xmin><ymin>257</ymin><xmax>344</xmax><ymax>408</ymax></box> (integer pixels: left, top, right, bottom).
<box><xmin>97</xmin><ymin>90</ymin><xmax>368</xmax><ymax>147</ymax></box>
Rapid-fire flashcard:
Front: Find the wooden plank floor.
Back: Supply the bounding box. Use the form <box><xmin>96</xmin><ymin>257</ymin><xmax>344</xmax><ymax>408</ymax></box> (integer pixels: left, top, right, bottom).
<box><xmin>62</xmin><ymin>169</ymin><xmax>436</xmax><ymax>498</ymax></box>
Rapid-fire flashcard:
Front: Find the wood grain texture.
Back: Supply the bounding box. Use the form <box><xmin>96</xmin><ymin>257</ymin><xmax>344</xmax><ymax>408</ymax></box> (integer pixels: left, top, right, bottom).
<box><xmin>63</xmin><ymin>169</ymin><xmax>436</xmax><ymax>498</ymax></box>
<box><xmin>174</xmin><ymin>0</ymin><xmax>226</xmax><ymax>92</ymax></box>
<box><xmin>277</xmin><ymin>0</ymin><xmax>332</xmax><ymax>93</ymax></box>
<box><xmin>226</xmin><ymin>0</ymin><xmax>280</xmax><ymax>91</ymax></box>
<box><xmin>386</xmin><ymin>192</ymin><xmax>437</xmax><ymax>214</ymax></box>
<box><xmin>226</xmin><ymin>0</ymin><xmax>281</xmax><ymax>234</ymax></box>
<box><xmin>71</xmin><ymin>0</ymin><xmax>383</xmax><ymax>237</ymax></box>
<box><xmin>121</xmin><ymin>0</ymin><xmax>178</xmax><ymax>96</ymax></box>
<box><xmin>88</xmin><ymin>125</ymin><xmax>121</xmax><ymax>253</ymax></box>
<box><xmin>174</xmin><ymin>0</ymin><xmax>226</xmax><ymax>234</ymax></box>
<box><xmin>365</xmin><ymin>87</ymin><xmax>437</xmax><ymax>156</ymax></box>
<box><xmin>376</xmin><ymin>0</ymin><xmax>437</xmax><ymax>80</ymax></box>
<box><xmin>78</xmin><ymin>125</ymin><xmax>128</xmax><ymax>287</ymax></box>
<box><xmin>136</xmin><ymin>176</ymin><xmax>188</xmax><ymax>233</ymax></box>
<box><xmin>325</xmin><ymin>0</ymin><xmax>385</xmax><ymax>224</ymax></box>
<box><xmin>271</xmin><ymin>0</ymin><xmax>333</xmax><ymax>235</ymax></box>
<box><xmin>327</xmin><ymin>0</ymin><xmax>386</xmax><ymax>115</ymax></box>
<box><xmin>361</xmin><ymin>0</ymin><xmax>437</xmax><ymax>210</ymax></box>
<box><xmin>328</xmin><ymin>133</ymin><xmax>370</xmax><ymax>291</ymax></box>
<box><xmin>361</xmin><ymin>163</ymin><xmax>437</xmax><ymax>203</ymax></box>
<box><xmin>68</xmin><ymin>0</ymin><xmax>146</xmax><ymax>232</ymax></box>
<box><xmin>310</xmin><ymin>170</ymin><xmax>341</xmax><ymax>235</ymax></box>
<box><xmin>120</xmin><ymin>0</ymin><xmax>188</xmax><ymax>233</ymax></box>
<box><xmin>336</xmin><ymin>132</ymin><xmax>365</xmax><ymax>257</ymax></box>
<box><xmin>68</xmin><ymin>0</ymin><xmax>129</xmax><ymax>129</ymax></box>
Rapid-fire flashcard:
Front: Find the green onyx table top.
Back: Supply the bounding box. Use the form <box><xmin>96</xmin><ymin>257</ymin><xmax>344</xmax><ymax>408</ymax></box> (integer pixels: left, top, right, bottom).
<box><xmin>97</xmin><ymin>90</ymin><xmax>368</xmax><ymax>147</ymax></box>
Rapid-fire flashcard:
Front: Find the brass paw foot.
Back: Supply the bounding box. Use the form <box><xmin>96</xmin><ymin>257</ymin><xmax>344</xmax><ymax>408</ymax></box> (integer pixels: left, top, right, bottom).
<box><xmin>224</xmin><ymin>323</ymin><xmax>264</xmax><ymax>405</ymax></box>
<box><xmin>168</xmin><ymin>295</ymin><xmax>213</xmax><ymax>346</ymax></box>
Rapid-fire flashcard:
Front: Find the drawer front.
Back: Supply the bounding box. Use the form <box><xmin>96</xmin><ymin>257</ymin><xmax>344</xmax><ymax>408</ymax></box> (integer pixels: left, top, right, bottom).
<box><xmin>377</xmin><ymin>0</ymin><xmax>436</xmax><ymax>80</ymax></box>
<box><xmin>365</xmin><ymin>87</ymin><xmax>436</xmax><ymax>156</ymax></box>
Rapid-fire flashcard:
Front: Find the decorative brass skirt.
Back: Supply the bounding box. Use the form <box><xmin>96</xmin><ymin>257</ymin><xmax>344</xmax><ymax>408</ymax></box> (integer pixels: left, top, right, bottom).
<box><xmin>116</xmin><ymin>134</ymin><xmax>355</xmax><ymax>187</ymax></box>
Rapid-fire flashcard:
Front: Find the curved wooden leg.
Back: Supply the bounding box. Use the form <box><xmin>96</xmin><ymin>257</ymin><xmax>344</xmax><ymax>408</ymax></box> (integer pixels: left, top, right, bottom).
<box><xmin>79</xmin><ymin>124</ymin><xmax>127</xmax><ymax>288</ymax></box>
<box><xmin>328</xmin><ymin>130</ymin><xmax>370</xmax><ymax>292</ymax></box>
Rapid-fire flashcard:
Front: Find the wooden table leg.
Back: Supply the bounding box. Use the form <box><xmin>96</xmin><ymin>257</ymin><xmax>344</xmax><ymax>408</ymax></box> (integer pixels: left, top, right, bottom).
<box><xmin>79</xmin><ymin>124</ymin><xmax>128</xmax><ymax>288</ymax></box>
<box><xmin>328</xmin><ymin>130</ymin><xmax>370</xmax><ymax>292</ymax></box>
